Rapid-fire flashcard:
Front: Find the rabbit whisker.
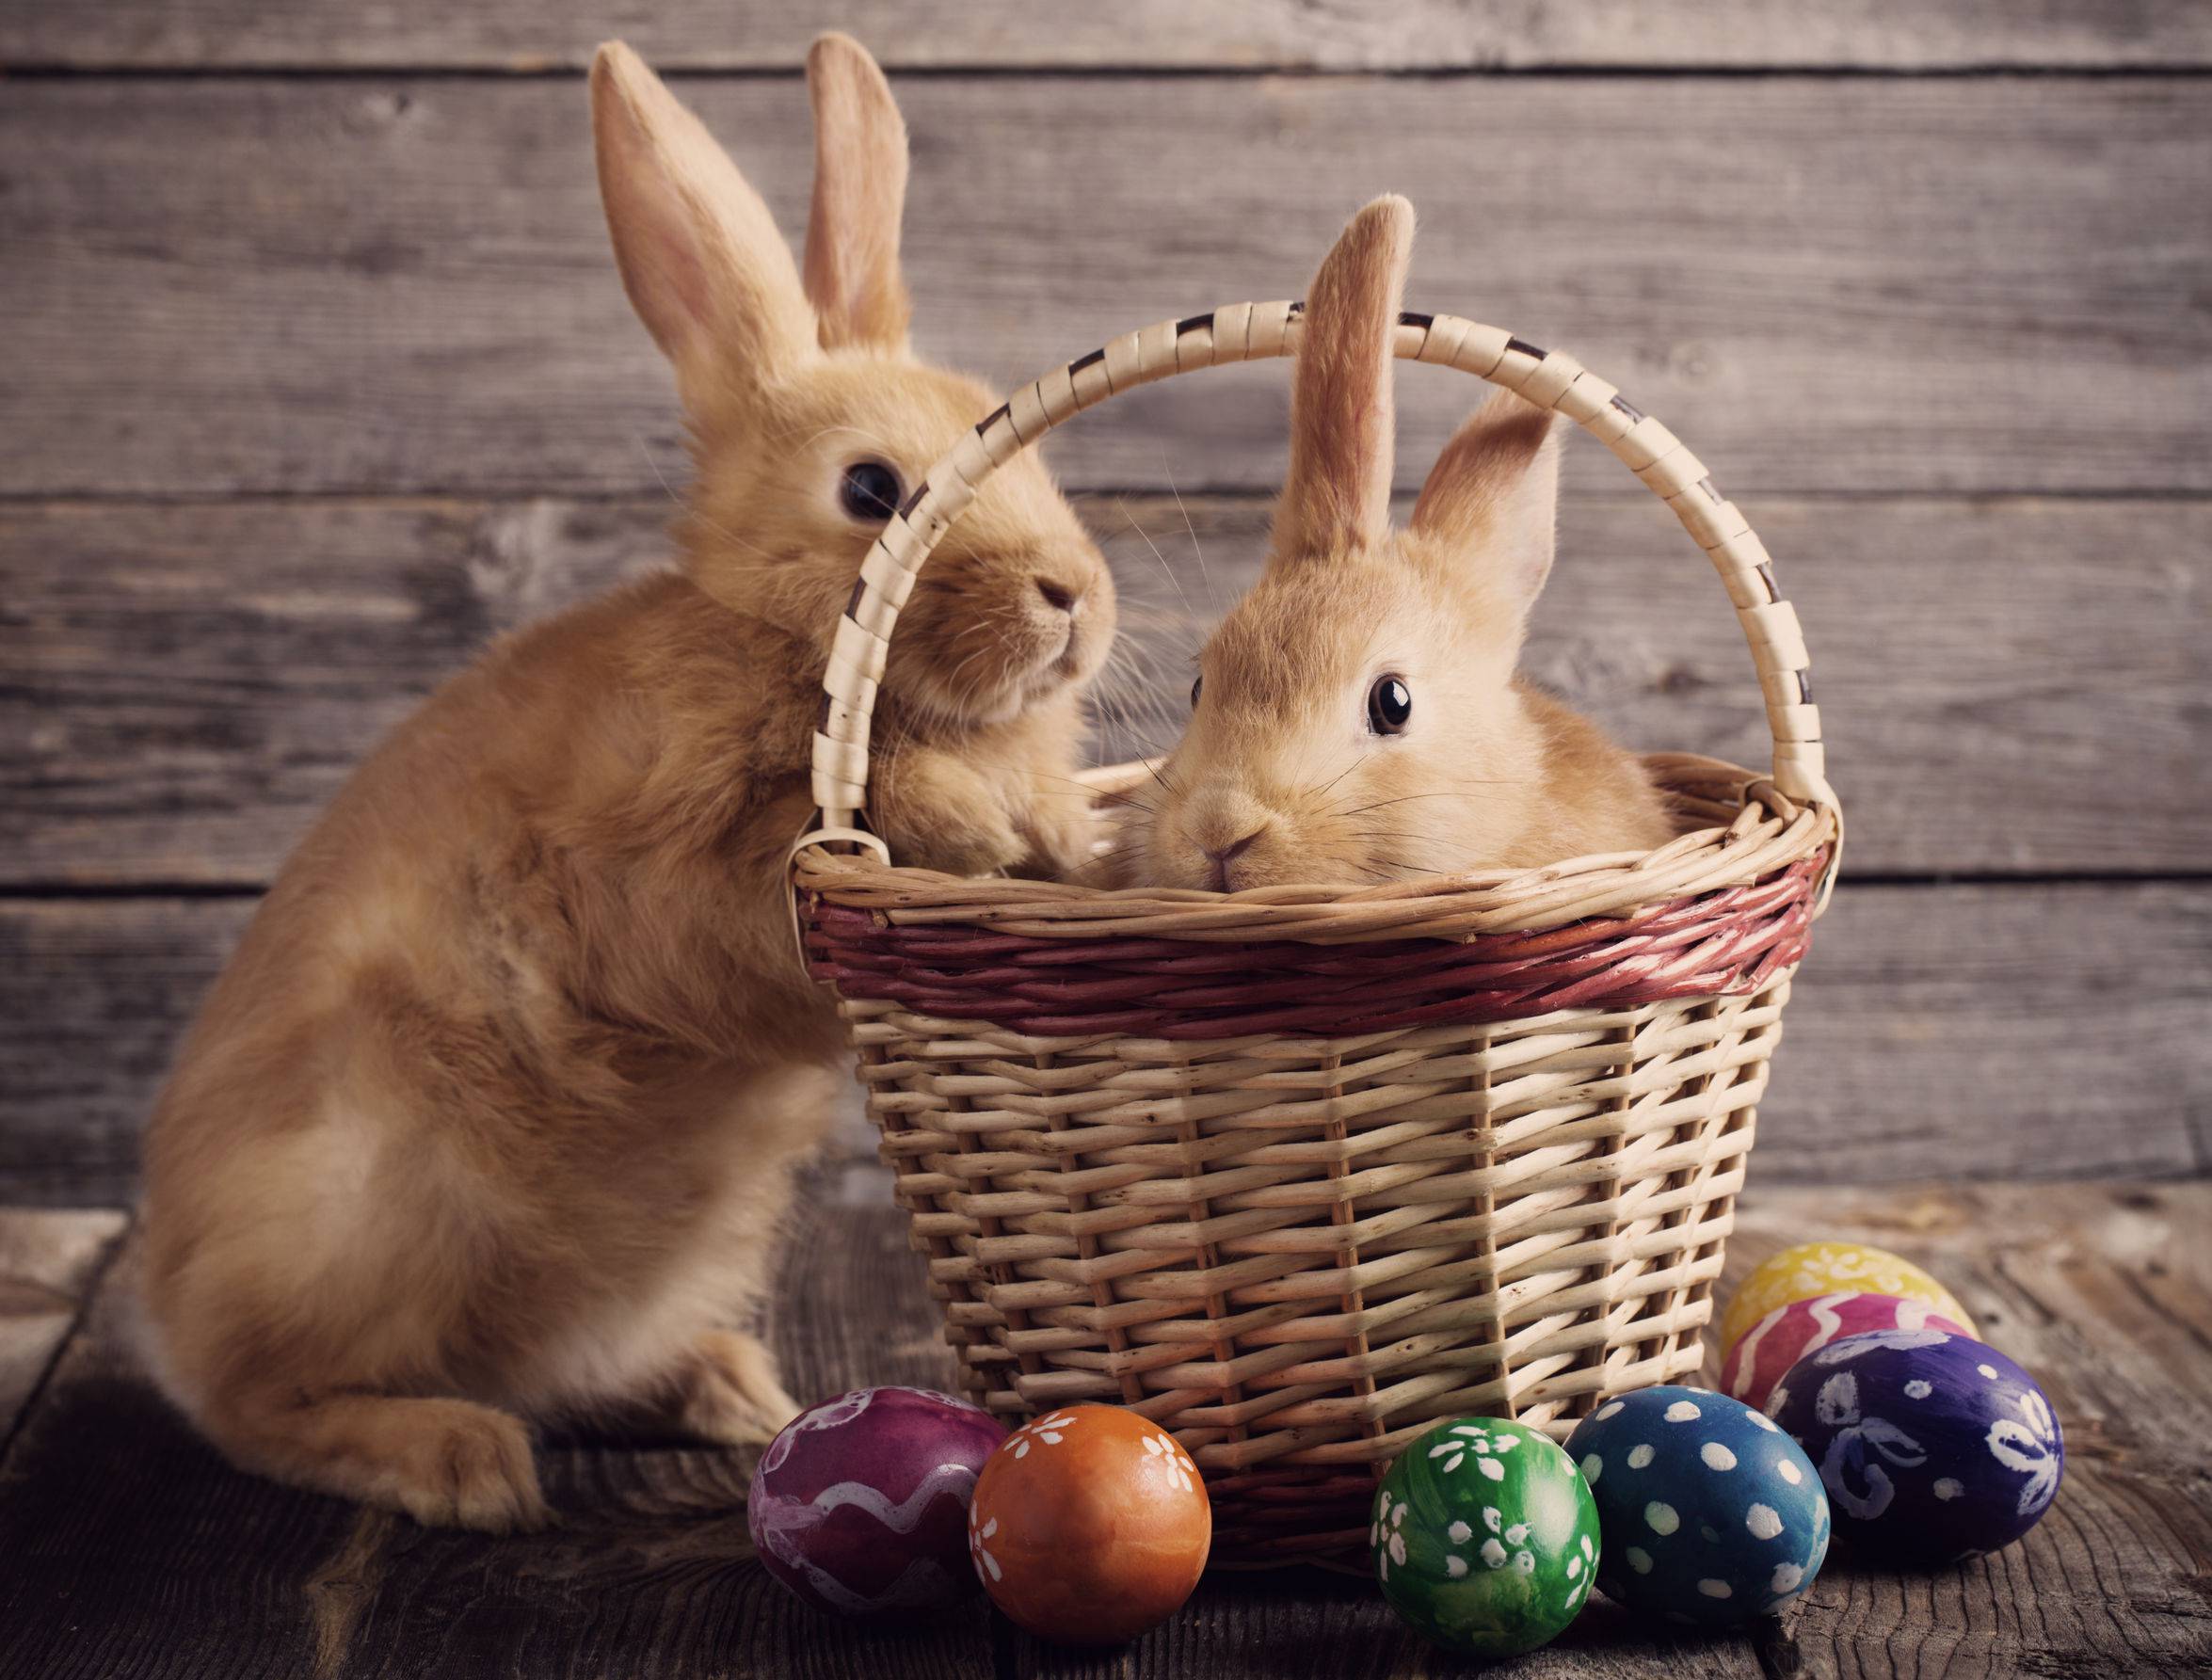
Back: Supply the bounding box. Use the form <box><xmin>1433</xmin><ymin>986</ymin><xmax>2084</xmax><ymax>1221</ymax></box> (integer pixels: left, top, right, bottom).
<box><xmin>1159</xmin><ymin>454</ymin><xmax>1220</xmax><ymax>615</ymax></box>
<box><xmin>1115</xmin><ymin>502</ymin><xmax>1198</xmax><ymax>624</ymax></box>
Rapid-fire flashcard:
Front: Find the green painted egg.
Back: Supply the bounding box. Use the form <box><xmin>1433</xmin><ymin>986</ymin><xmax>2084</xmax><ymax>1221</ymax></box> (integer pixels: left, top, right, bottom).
<box><xmin>1370</xmin><ymin>1417</ymin><xmax>1600</xmax><ymax>1657</ymax></box>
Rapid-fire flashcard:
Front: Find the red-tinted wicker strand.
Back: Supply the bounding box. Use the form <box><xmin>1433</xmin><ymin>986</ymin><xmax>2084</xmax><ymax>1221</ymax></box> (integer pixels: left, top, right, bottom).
<box><xmin>808</xmin><ymin>853</ymin><xmax>1819</xmax><ymax>1040</ymax></box>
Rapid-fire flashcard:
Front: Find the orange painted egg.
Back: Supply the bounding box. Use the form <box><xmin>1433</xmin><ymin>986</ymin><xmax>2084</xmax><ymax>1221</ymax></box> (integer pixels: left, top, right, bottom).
<box><xmin>966</xmin><ymin>1404</ymin><xmax>1211</xmax><ymax>1643</ymax></box>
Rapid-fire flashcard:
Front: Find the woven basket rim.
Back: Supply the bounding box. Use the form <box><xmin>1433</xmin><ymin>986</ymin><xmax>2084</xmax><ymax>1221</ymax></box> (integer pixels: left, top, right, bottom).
<box><xmin>797</xmin><ymin>750</ymin><xmax>1836</xmax><ymax>948</ymax></box>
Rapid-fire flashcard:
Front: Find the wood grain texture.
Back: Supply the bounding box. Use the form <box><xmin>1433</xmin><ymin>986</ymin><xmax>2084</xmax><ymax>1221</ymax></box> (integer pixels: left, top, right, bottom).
<box><xmin>0</xmin><ymin>1183</ymin><xmax>2204</xmax><ymax>1678</ymax></box>
<box><xmin>6</xmin><ymin>495</ymin><xmax>2204</xmax><ymax>887</ymax></box>
<box><xmin>0</xmin><ymin>1208</ymin><xmax>123</xmax><ymax>1442</ymax></box>
<box><xmin>5</xmin><ymin>78</ymin><xmax>2207</xmax><ymax>498</ymax></box>
<box><xmin>4</xmin><ymin>0</ymin><xmax>2204</xmax><ymax>71</ymax></box>
<box><xmin>0</xmin><ymin>899</ymin><xmax>235</xmax><ymax>1208</ymax></box>
<box><xmin>4</xmin><ymin>885</ymin><xmax>2204</xmax><ymax>1208</ymax></box>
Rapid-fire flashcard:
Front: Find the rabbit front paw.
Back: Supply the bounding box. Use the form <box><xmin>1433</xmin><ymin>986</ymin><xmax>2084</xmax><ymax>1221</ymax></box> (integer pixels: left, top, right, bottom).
<box><xmin>1013</xmin><ymin>786</ymin><xmax>1103</xmax><ymax>882</ymax></box>
<box><xmin>873</xmin><ymin>748</ymin><xmax>1028</xmax><ymax>878</ymax></box>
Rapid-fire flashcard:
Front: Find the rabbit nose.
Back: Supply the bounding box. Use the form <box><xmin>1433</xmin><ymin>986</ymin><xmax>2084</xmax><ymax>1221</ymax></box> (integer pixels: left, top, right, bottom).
<box><xmin>1202</xmin><ymin>826</ymin><xmax>1265</xmax><ymax>891</ymax></box>
<box><xmin>1034</xmin><ymin>577</ymin><xmax>1079</xmax><ymax>615</ymax></box>
<box><xmin>1205</xmin><ymin>829</ymin><xmax>1263</xmax><ymax>865</ymax></box>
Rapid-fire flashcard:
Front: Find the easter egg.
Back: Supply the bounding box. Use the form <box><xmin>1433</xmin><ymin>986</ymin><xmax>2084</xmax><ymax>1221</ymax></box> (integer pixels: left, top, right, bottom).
<box><xmin>1719</xmin><ymin>1241</ymin><xmax>1977</xmax><ymax>1354</ymax></box>
<box><xmin>747</xmin><ymin>1385</ymin><xmax>1005</xmax><ymax>1616</ymax></box>
<box><xmin>1771</xmin><ymin>1330</ymin><xmax>2062</xmax><ymax>1563</ymax></box>
<box><xmin>1565</xmin><ymin>1386</ymin><xmax>1829</xmax><ymax>1626</ymax></box>
<box><xmin>1722</xmin><ymin>1292</ymin><xmax>1973</xmax><ymax>1414</ymax></box>
<box><xmin>1370</xmin><ymin>1417</ymin><xmax>1601</xmax><ymax>1657</ymax></box>
<box><xmin>966</xmin><ymin>1404</ymin><xmax>1210</xmax><ymax>1643</ymax></box>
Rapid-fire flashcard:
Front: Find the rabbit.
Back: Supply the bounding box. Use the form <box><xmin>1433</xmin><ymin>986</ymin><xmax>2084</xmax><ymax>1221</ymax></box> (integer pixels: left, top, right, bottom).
<box><xmin>1126</xmin><ymin>196</ymin><xmax>1674</xmax><ymax>893</ymax></box>
<box><xmin>136</xmin><ymin>33</ymin><xmax>1115</xmax><ymax>1533</ymax></box>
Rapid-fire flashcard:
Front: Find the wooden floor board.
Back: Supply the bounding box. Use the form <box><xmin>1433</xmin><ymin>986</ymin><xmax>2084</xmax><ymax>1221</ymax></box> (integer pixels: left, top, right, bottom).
<box><xmin>5</xmin><ymin>79</ymin><xmax>2207</xmax><ymax>498</ymax></box>
<box><xmin>0</xmin><ymin>1183</ymin><xmax>2203</xmax><ymax>1677</ymax></box>
<box><xmin>0</xmin><ymin>1208</ymin><xmax>125</xmax><ymax>1443</ymax></box>
<box><xmin>8</xmin><ymin>0</ymin><xmax>2207</xmax><ymax>72</ymax></box>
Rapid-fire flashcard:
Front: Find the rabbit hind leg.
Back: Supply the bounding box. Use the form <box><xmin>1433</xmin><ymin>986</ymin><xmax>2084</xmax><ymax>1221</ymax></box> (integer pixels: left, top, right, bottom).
<box><xmin>199</xmin><ymin>1384</ymin><xmax>553</xmax><ymax>1533</ymax></box>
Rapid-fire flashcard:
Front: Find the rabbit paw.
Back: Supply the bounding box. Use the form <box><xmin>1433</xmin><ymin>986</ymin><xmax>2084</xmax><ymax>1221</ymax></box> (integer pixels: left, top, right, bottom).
<box><xmin>669</xmin><ymin>1330</ymin><xmax>801</xmax><ymax>1447</ymax></box>
<box><xmin>873</xmin><ymin>747</ymin><xmax>1027</xmax><ymax>877</ymax></box>
<box><xmin>205</xmin><ymin>1389</ymin><xmax>553</xmax><ymax>1534</ymax></box>
<box><xmin>1014</xmin><ymin>786</ymin><xmax>1103</xmax><ymax>881</ymax></box>
<box><xmin>391</xmin><ymin>1401</ymin><xmax>555</xmax><ymax>1533</ymax></box>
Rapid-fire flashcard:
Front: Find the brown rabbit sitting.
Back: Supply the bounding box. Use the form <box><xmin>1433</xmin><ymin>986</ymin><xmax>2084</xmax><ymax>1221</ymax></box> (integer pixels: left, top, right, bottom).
<box><xmin>1129</xmin><ymin>197</ymin><xmax>1671</xmax><ymax>892</ymax></box>
<box><xmin>137</xmin><ymin>35</ymin><xmax>1115</xmax><ymax>1532</ymax></box>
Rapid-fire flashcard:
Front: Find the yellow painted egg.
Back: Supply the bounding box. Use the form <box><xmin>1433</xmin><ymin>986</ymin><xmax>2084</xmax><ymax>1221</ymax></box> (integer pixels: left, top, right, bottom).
<box><xmin>1718</xmin><ymin>1241</ymin><xmax>1976</xmax><ymax>1356</ymax></box>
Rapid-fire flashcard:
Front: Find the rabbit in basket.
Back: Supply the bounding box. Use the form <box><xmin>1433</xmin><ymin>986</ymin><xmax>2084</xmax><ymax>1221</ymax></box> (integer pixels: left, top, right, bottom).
<box><xmin>136</xmin><ymin>35</ymin><xmax>1115</xmax><ymax>1531</ymax></box>
<box><xmin>1125</xmin><ymin>197</ymin><xmax>1673</xmax><ymax>892</ymax></box>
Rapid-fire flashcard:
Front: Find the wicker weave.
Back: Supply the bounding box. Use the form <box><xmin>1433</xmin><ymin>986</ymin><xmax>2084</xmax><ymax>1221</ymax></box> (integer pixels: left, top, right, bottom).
<box><xmin>789</xmin><ymin>304</ymin><xmax>1841</xmax><ymax>1568</ymax></box>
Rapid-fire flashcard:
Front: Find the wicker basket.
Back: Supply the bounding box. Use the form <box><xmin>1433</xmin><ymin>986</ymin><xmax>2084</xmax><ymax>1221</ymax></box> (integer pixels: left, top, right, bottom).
<box><xmin>790</xmin><ymin>303</ymin><xmax>1842</xmax><ymax>1569</ymax></box>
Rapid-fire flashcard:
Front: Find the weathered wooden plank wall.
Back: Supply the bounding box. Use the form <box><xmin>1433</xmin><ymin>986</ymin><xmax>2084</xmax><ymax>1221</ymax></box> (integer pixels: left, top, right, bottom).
<box><xmin>6</xmin><ymin>79</ymin><xmax>2209</xmax><ymax>498</ymax></box>
<box><xmin>7</xmin><ymin>0</ymin><xmax>2207</xmax><ymax>70</ymax></box>
<box><xmin>2</xmin><ymin>3</ymin><xmax>2206</xmax><ymax>1206</ymax></box>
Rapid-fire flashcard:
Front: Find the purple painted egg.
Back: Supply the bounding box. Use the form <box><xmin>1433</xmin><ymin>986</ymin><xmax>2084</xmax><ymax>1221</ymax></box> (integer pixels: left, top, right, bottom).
<box><xmin>748</xmin><ymin>1386</ymin><xmax>1006</xmax><ymax>1616</ymax></box>
<box><xmin>1771</xmin><ymin>1330</ymin><xmax>2062</xmax><ymax>1564</ymax></box>
<box><xmin>1721</xmin><ymin>1292</ymin><xmax>1973</xmax><ymax>1414</ymax></box>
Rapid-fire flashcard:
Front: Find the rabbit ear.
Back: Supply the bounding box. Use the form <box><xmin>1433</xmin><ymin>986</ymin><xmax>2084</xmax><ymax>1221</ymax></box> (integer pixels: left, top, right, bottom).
<box><xmin>803</xmin><ymin>33</ymin><xmax>912</xmax><ymax>351</ymax></box>
<box><xmin>1410</xmin><ymin>392</ymin><xmax>1563</xmax><ymax>621</ymax></box>
<box><xmin>1272</xmin><ymin>195</ymin><xmax>1415</xmax><ymax>563</ymax></box>
<box><xmin>590</xmin><ymin>41</ymin><xmax>816</xmax><ymax>406</ymax></box>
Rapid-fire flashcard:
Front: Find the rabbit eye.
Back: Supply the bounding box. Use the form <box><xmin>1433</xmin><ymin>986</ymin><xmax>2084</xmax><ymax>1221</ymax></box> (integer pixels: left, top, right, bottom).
<box><xmin>1367</xmin><ymin>675</ymin><xmax>1413</xmax><ymax>735</ymax></box>
<box><xmin>838</xmin><ymin>459</ymin><xmax>903</xmax><ymax>523</ymax></box>
<box><xmin>1191</xmin><ymin>674</ymin><xmax>1203</xmax><ymax>708</ymax></box>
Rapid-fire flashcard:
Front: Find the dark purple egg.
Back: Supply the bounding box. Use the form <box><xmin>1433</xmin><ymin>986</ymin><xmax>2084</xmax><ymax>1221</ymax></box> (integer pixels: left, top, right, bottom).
<box><xmin>748</xmin><ymin>1386</ymin><xmax>1006</xmax><ymax>1616</ymax></box>
<box><xmin>1771</xmin><ymin>1329</ymin><xmax>2062</xmax><ymax>1564</ymax></box>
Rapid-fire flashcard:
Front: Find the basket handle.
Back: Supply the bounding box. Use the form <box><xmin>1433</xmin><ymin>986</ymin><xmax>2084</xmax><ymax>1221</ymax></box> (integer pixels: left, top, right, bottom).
<box><xmin>804</xmin><ymin>303</ymin><xmax>1838</xmax><ymax>856</ymax></box>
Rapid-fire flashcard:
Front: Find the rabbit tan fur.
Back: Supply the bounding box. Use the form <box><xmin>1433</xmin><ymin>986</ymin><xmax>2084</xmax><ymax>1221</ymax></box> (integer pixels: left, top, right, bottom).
<box><xmin>1129</xmin><ymin>197</ymin><xmax>1672</xmax><ymax>892</ymax></box>
<box><xmin>136</xmin><ymin>35</ymin><xmax>1115</xmax><ymax>1532</ymax></box>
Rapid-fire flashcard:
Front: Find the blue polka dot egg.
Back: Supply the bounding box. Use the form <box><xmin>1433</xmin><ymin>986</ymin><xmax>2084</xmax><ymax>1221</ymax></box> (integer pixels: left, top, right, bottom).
<box><xmin>1564</xmin><ymin>1385</ymin><xmax>1829</xmax><ymax>1626</ymax></box>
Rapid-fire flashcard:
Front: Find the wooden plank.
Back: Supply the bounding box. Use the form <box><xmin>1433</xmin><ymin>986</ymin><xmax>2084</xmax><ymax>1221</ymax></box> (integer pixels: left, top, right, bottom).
<box><xmin>3</xmin><ymin>885</ymin><xmax>2203</xmax><ymax>1208</ymax></box>
<box><xmin>6</xmin><ymin>494</ymin><xmax>2205</xmax><ymax>887</ymax></box>
<box><xmin>0</xmin><ymin>899</ymin><xmax>232</xmax><ymax>1208</ymax></box>
<box><xmin>4</xmin><ymin>78</ymin><xmax>2207</xmax><ymax>497</ymax></box>
<box><xmin>0</xmin><ymin>1184</ymin><xmax>2203</xmax><ymax>1677</ymax></box>
<box><xmin>0</xmin><ymin>1208</ymin><xmax>124</xmax><ymax>1442</ymax></box>
<box><xmin>5</xmin><ymin>0</ymin><xmax>2204</xmax><ymax>71</ymax></box>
